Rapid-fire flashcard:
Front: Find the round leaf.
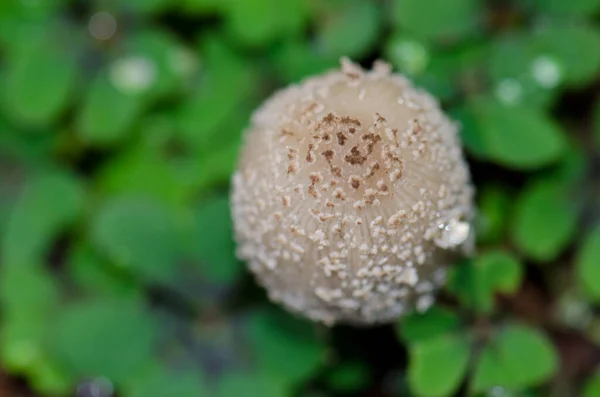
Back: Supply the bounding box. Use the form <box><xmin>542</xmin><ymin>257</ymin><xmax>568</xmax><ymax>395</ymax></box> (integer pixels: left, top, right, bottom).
<box><xmin>532</xmin><ymin>0</ymin><xmax>600</xmax><ymax>15</ymax></box>
<box><xmin>97</xmin><ymin>146</ymin><xmax>187</xmax><ymax>208</ymax></box>
<box><xmin>408</xmin><ymin>334</ymin><xmax>470</xmax><ymax>397</ymax></box>
<box><xmin>476</xmin><ymin>250</ymin><xmax>523</xmax><ymax>295</ymax></box>
<box><xmin>51</xmin><ymin>298</ymin><xmax>157</xmax><ymax>383</ymax></box>
<box><xmin>117</xmin><ymin>0</ymin><xmax>176</xmax><ymax>14</ymax></box>
<box><xmin>90</xmin><ymin>197</ymin><xmax>181</xmax><ymax>283</ymax></box>
<box><xmin>190</xmin><ymin>196</ymin><xmax>242</xmax><ymax>284</ymax></box>
<box><xmin>486</xmin><ymin>33</ymin><xmax>559</xmax><ymax>109</ymax></box>
<box><xmin>399</xmin><ymin>306</ymin><xmax>461</xmax><ymax>343</ymax></box>
<box><xmin>583</xmin><ymin>375</ymin><xmax>600</xmax><ymax>397</ymax></box>
<box><xmin>470</xmin><ymin>100</ymin><xmax>566</xmax><ymax>170</ymax></box>
<box><xmin>327</xmin><ymin>362</ymin><xmax>369</xmax><ymax>392</ymax></box>
<box><xmin>120</xmin><ymin>30</ymin><xmax>197</xmax><ymax>100</ymax></box>
<box><xmin>448</xmin><ymin>251</ymin><xmax>522</xmax><ymax>313</ymax></box>
<box><xmin>476</xmin><ymin>185</ymin><xmax>512</xmax><ymax>244</ymax></box>
<box><xmin>512</xmin><ymin>180</ymin><xmax>579</xmax><ymax>262</ymax></box>
<box><xmin>594</xmin><ymin>99</ymin><xmax>600</xmax><ymax>151</ymax></box>
<box><xmin>393</xmin><ymin>0</ymin><xmax>481</xmax><ymax>43</ymax></box>
<box><xmin>125</xmin><ymin>364</ymin><xmax>207</xmax><ymax>397</ymax></box>
<box><xmin>76</xmin><ymin>72</ymin><xmax>146</xmax><ymax>145</ymax></box>
<box><xmin>224</xmin><ymin>0</ymin><xmax>310</xmax><ymax>47</ymax></box>
<box><xmin>2</xmin><ymin>171</ymin><xmax>85</xmax><ymax>266</ymax></box>
<box><xmin>472</xmin><ymin>324</ymin><xmax>558</xmax><ymax>392</ymax></box>
<box><xmin>316</xmin><ymin>1</ymin><xmax>382</xmax><ymax>59</ymax></box>
<box><xmin>176</xmin><ymin>38</ymin><xmax>257</xmax><ymax>151</ymax></box>
<box><xmin>530</xmin><ymin>25</ymin><xmax>600</xmax><ymax>86</ymax></box>
<box><xmin>576</xmin><ymin>226</ymin><xmax>600</xmax><ymax>302</ymax></box>
<box><xmin>0</xmin><ymin>40</ymin><xmax>78</xmax><ymax>127</ymax></box>
<box><xmin>246</xmin><ymin>308</ymin><xmax>324</xmax><ymax>385</ymax></box>
<box><xmin>217</xmin><ymin>372</ymin><xmax>287</xmax><ymax>397</ymax></box>
<box><xmin>67</xmin><ymin>243</ymin><xmax>139</xmax><ymax>297</ymax></box>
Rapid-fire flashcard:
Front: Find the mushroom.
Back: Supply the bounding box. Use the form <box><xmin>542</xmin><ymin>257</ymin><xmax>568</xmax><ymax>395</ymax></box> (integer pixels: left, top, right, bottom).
<box><xmin>231</xmin><ymin>58</ymin><xmax>474</xmax><ymax>326</ymax></box>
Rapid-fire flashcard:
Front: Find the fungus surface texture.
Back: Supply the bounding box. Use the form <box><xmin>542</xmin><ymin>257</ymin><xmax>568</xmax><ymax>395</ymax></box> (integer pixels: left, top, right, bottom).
<box><xmin>231</xmin><ymin>59</ymin><xmax>474</xmax><ymax>325</ymax></box>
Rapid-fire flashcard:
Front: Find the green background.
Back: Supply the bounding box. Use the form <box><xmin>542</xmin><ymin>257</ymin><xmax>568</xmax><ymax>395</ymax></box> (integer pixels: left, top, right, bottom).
<box><xmin>1</xmin><ymin>0</ymin><xmax>600</xmax><ymax>396</ymax></box>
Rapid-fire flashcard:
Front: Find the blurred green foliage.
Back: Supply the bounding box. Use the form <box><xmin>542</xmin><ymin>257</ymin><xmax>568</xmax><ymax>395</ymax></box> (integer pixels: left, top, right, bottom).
<box><xmin>0</xmin><ymin>0</ymin><xmax>599</xmax><ymax>396</ymax></box>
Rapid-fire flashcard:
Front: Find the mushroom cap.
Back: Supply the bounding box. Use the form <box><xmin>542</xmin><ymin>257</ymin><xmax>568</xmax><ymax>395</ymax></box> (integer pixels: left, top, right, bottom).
<box><xmin>231</xmin><ymin>59</ymin><xmax>474</xmax><ymax>325</ymax></box>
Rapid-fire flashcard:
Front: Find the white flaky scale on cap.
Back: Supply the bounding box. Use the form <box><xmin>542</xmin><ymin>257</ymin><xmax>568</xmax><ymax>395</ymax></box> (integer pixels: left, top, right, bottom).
<box><xmin>231</xmin><ymin>58</ymin><xmax>475</xmax><ymax>326</ymax></box>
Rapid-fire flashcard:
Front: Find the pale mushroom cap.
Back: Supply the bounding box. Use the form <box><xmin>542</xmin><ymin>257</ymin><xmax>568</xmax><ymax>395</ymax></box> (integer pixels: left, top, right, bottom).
<box><xmin>231</xmin><ymin>59</ymin><xmax>474</xmax><ymax>325</ymax></box>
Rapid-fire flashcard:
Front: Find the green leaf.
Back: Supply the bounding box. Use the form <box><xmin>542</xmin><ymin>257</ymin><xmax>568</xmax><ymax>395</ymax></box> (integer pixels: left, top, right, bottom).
<box><xmin>67</xmin><ymin>243</ymin><xmax>139</xmax><ymax>297</ymax></box>
<box><xmin>408</xmin><ymin>334</ymin><xmax>470</xmax><ymax>397</ymax></box>
<box><xmin>0</xmin><ymin>264</ymin><xmax>59</xmax><ymax>319</ymax></box>
<box><xmin>0</xmin><ymin>0</ymin><xmax>71</xmax><ymax>17</ymax></box>
<box><xmin>327</xmin><ymin>362</ymin><xmax>369</xmax><ymax>392</ymax></box>
<box><xmin>583</xmin><ymin>375</ymin><xmax>600</xmax><ymax>397</ymax></box>
<box><xmin>28</xmin><ymin>358</ymin><xmax>73</xmax><ymax>396</ymax></box>
<box><xmin>2</xmin><ymin>170</ymin><xmax>85</xmax><ymax>266</ymax></box>
<box><xmin>530</xmin><ymin>24</ymin><xmax>600</xmax><ymax>86</ymax></box>
<box><xmin>0</xmin><ymin>264</ymin><xmax>60</xmax><ymax>373</ymax></box>
<box><xmin>117</xmin><ymin>0</ymin><xmax>177</xmax><ymax>14</ymax></box>
<box><xmin>476</xmin><ymin>185</ymin><xmax>512</xmax><ymax>244</ymax></box>
<box><xmin>0</xmin><ymin>121</ymin><xmax>54</xmax><ymax>162</ymax></box>
<box><xmin>189</xmin><ymin>196</ymin><xmax>242</xmax><ymax>284</ymax></box>
<box><xmin>120</xmin><ymin>30</ymin><xmax>198</xmax><ymax>100</ymax></box>
<box><xmin>448</xmin><ymin>251</ymin><xmax>522</xmax><ymax>313</ymax></box>
<box><xmin>478</xmin><ymin>251</ymin><xmax>522</xmax><ymax>294</ymax></box>
<box><xmin>76</xmin><ymin>71</ymin><xmax>146</xmax><ymax>145</ymax></box>
<box><xmin>51</xmin><ymin>298</ymin><xmax>157</xmax><ymax>383</ymax></box>
<box><xmin>224</xmin><ymin>0</ymin><xmax>310</xmax><ymax>47</ymax></box>
<box><xmin>542</xmin><ymin>141</ymin><xmax>588</xmax><ymax>185</ymax></box>
<box><xmin>452</xmin><ymin>106</ymin><xmax>488</xmax><ymax>158</ymax></box>
<box><xmin>486</xmin><ymin>33</ymin><xmax>558</xmax><ymax>109</ymax></box>
<box><xmin>97</xmin><ymin>146</ymin><xmax>187</xmax><ymax>209</ymax></box>
<box><xmin>576</xmin><ymin>226</ymin><xmax>600</xmax><ymax>302</ymax></box>
<box><xmin>182</xmin><ymin>141</ymin><xmax>241</xmax><ymax>193</ymax></box>
<box><xmin>386</xmin><ymin>35</ymin><xmax>431</xmax><ymax>77</ymax></box>
<box><xmin>217</xmin><ymin>371</ymin><xmax>287</xmax><ymax>397</ymax></box>
<box><xmin>90</xmin><ymin>197</ymin><xmax>181</xmax><ymax>283</ymax></box>
<box><xmin>594</xmin><ymin>99</ymin><xmax>600</xmax><ymax>151</ymax></box>
<box><xmin>399</xmin><ymin>307</ymin><xmax>462</xmax><ymax>343</ymax></box>
<box><xmin>246</xmin><ymin>308</ymin><xmax>324</xmax><ymax>385</ymax></box>
<box><xmin>180</xmin><ymin>0</ymin><xmax>225</xmax><ymax>14</ymax></box>
<box><xmin>271</xmin><ymin>38</ymin><xmax>338</xmax><ymax>83</ymax></box>
<box><xmin>176</xmin><ymin>37</ymin><xmax>257</xmax><ymax>151</ymax></box>
<box><xmin>469</xmin><ymin>99</ymin><xmax>566</xmax><ymax>170</ymax></box>
<box><xmin>1</xmin><ymin>314</ymin><xmax>47</xmax><ymax>373</ymax></box>
<box><xmin>0</xmin><ymin>263</ymin><xmax>71</xmax><ymax>394</ymax></box>
<box><xmin>390</xmin><ymin>39</ymin><xmax>483</xmax><ymax>102</ymax></box>
<box><xmin>316</xmin><ymin>1</ymin><xmax>382</xmax><ymax>59</ymax></box>
<box><xmin>0</xmin><ymin>35</ymin><xmax>78</xmax><ymax>127</ymax></box>
<box><xmin>512</xmin><ymin>180</ymin><xmax>579</xmax><ymax>262</ymax></box>
<box><xmin>487</xmin><ymin>27</ymin><xmax>600</xmax><ymax>95</ymax></box>
<box><xmin>472</xmin><ymin>324</ymin><xmax>558</xmax><ymax>392</ymax></box>
<box><xmin>393</xmin><ymin>0</ymin><xmax>481</xmax><ymax>43</ymax></box>
<box><xmin>124</xmin><ymin>363</ymin><xmax>207</xmax><ymax>397</ymax></box>
<box><xmin>532</xmin><ymin>0</ymin><xmax>600</xmax><ymax>15</ymax></box>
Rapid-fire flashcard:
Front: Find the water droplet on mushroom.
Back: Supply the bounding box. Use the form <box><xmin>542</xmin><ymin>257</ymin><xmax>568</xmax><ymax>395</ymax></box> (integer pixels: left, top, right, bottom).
<box><xmin>434</xmin><ymin>219</ymin><xmax>470</xmax><ymax>249</ymax></box>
